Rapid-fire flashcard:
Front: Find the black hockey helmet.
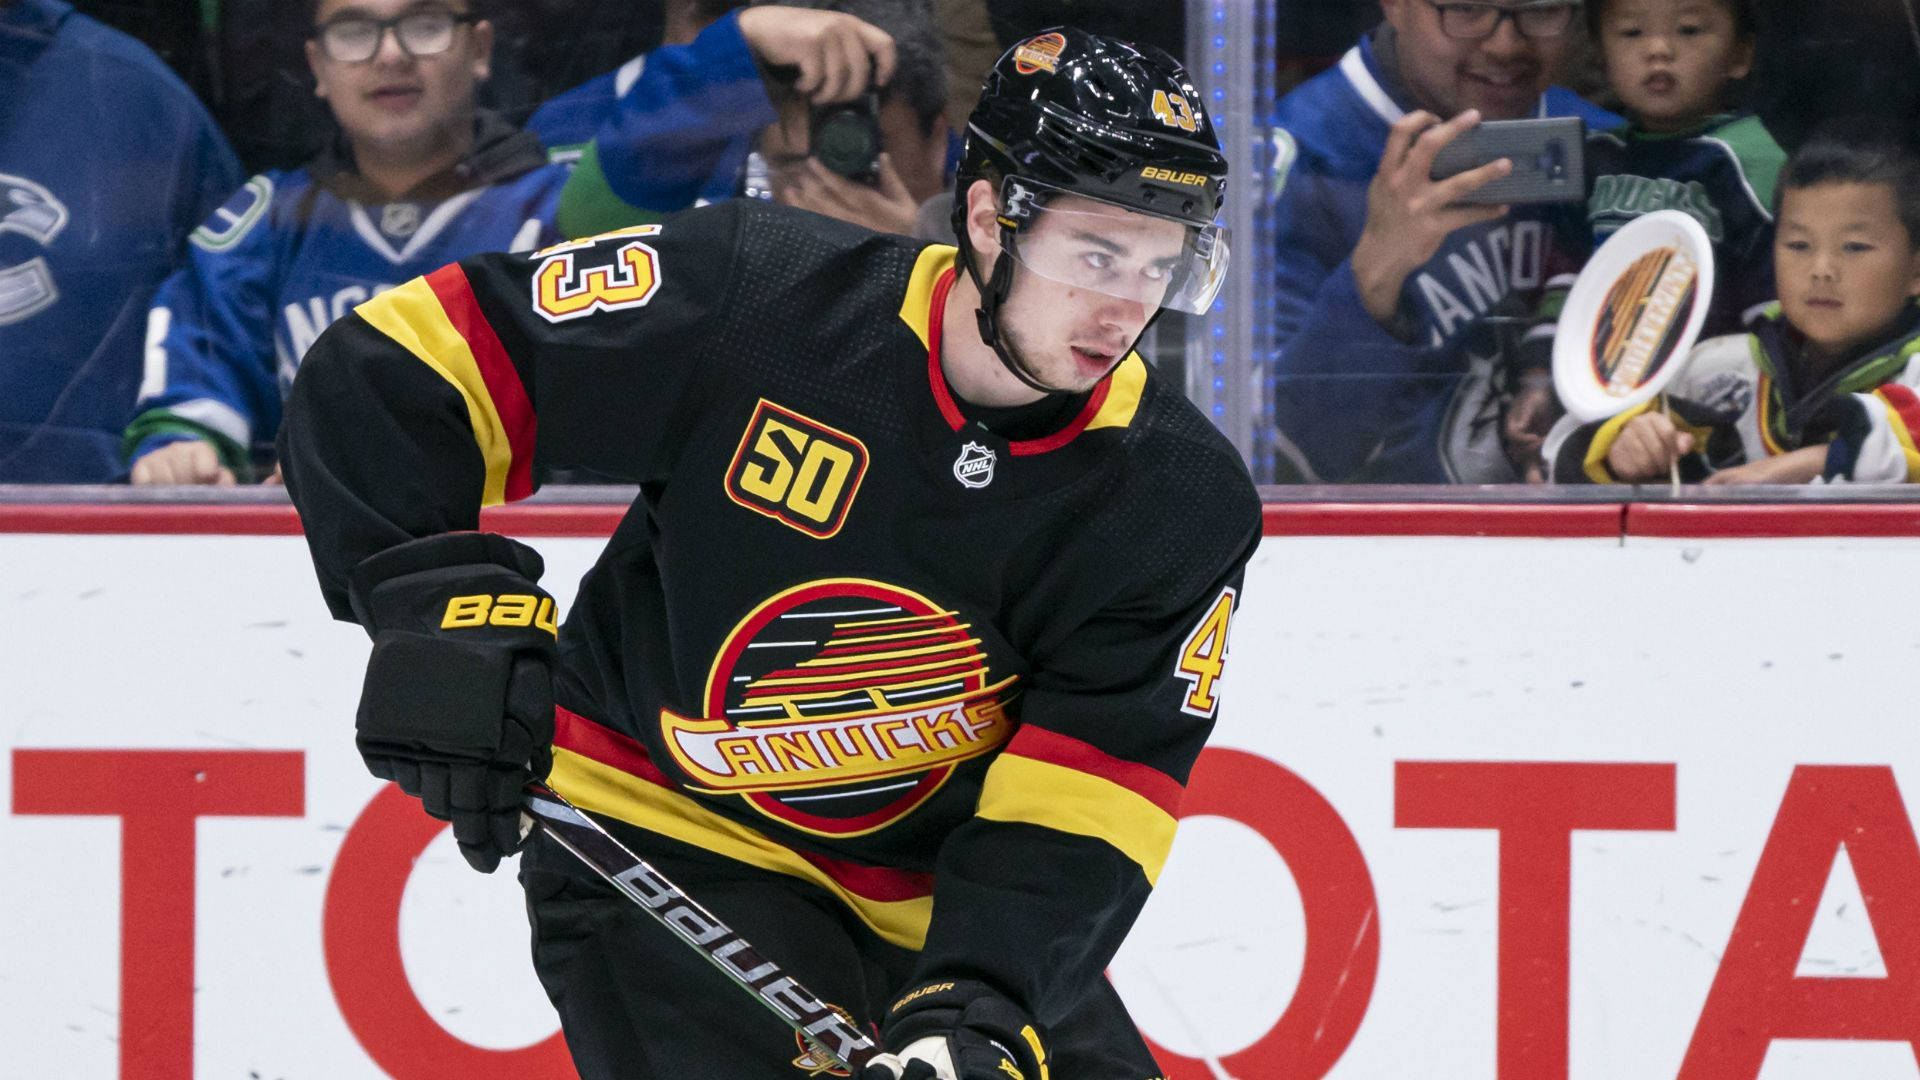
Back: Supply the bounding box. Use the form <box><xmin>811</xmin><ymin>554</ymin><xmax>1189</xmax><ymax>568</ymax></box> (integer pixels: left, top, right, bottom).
<box><xmin>951</xmin><ymin>27</ymin><xmax>1232</xmax><ymax>392</ymax></box>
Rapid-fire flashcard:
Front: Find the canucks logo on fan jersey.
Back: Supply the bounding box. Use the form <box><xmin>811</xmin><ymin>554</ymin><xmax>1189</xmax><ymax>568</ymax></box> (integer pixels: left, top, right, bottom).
<box><xmin>0</xmin><ymin>173</ymin><xmax>69</xmax><ymax>326</ymax></box>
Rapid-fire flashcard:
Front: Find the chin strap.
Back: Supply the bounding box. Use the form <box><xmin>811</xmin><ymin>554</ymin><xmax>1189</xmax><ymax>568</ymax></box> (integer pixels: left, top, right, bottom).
<box><xmin>950</xmin><ymin>190</ymin><xmax>1167</xmax><ymax>397</ymax></box>
<box><xmin>952</xmin><ymin>193</ymin><xmax>1065</xmax><ymax>396</ymax></box>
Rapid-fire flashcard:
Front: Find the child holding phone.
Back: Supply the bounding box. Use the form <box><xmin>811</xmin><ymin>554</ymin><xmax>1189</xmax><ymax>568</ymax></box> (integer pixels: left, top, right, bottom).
<box><xmin>1545</xmin><ymin>127</ymin><xmax>1920</xmax><ymax>484</ymax></box>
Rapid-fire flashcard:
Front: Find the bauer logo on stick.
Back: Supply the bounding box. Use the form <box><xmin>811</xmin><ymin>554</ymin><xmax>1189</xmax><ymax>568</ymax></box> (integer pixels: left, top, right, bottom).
<box><xmin>1552</xmin><ymin>209</ymin><xmax>1717</xmax><ymax>423</ymax></box>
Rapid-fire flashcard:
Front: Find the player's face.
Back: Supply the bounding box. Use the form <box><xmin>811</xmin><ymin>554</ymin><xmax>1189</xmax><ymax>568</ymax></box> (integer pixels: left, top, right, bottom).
<box><xmin>993</xmin><ymin>195</ymin><xmax>1190</xmax><ymax>393</ymax></box>
<box><xmin>1775</xmin><ymin>182</ymin><xmax>1920</xmax><ymax>361</ymax></box>
<box><xmin>306</xmin><ymin>0</ymin><xmax>492</xmax><ymax>157</ymax></box>
<box><xmin>1598</xmin><ymin>0</ymin><xmax>1751</xmax><ymax>132</ymax></box>
<box><xmin>1381</xmin><ymin>0</ymin><xmax>1573</xmax><ymax>119</ymax></box>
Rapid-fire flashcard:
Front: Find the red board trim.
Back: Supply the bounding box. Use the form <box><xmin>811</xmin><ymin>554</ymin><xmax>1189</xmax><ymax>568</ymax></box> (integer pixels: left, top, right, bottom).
<box><xmin>5</xmin><ymin>500</ymin><xmax>1920</xmax><ymax>538</ymax></box>
<box><xmin>1625</xmin><ymin>503</ymin><xmax>1920</xmax><ymax>538</ymax></box>
<box><xmin>1260</xmin><ymin>503</ymin><xmax>1625</xmax><ymax>538</ymax></box>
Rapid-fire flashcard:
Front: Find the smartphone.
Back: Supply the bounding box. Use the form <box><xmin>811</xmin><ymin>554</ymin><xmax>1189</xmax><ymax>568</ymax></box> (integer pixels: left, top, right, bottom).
<box><xmin>1429</xmin><ymin>116</ymin><xmax>1586</xmax><ymax>205</ymax></box>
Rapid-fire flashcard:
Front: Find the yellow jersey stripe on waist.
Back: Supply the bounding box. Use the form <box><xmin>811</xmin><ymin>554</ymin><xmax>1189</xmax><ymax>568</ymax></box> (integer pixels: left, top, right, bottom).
<box><xmin>548</xmin><ymin>747</ymin><xmax>933</xmax><ymax>948</ymax></box>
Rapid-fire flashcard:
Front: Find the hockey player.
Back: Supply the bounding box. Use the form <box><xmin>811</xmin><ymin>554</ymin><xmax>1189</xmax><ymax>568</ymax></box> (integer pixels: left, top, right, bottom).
<box><xmin>0</xmin><ymin>0</ymin><xmax>240</xmax><ymax>482</ymax></box>
<box><xmin>280</xmin><ymin>26</ymin><xmax>1259</xmax><ymax>1080</ymax></box>
<box><xmin>126</xmin><ymin>0</ymin><xmax>894</xmax><ymax>483</ymax></box>
<box><xmin>1546</xmin><ymin>126</ymin><xmax>1920</xmax><ymax>484</ymax></box>
<box><xmin>1268</xmin><ymin>0</ymin><xmax>1617</xmax><ymax>483</ymax></box>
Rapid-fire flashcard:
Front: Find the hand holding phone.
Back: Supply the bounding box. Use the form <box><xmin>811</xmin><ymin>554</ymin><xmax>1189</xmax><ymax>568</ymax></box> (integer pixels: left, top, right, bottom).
<box><xmin>1429</xmin><ymin>116</ymin><xmax>1586</xmax><ymax>205</ymax></box>
<box><xmin>1349</xmin><ymin>109</ymin><xmax>1523</xmax><ymax>325</ymax></box>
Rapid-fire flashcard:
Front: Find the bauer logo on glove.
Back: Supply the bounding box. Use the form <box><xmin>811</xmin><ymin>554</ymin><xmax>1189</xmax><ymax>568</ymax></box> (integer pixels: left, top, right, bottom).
<box><xmin>347</xmin><ymin>533</ymin><xmax>560</xmax><ymax>874</ymax></box>
<box><xmin>863</xmin><ymin>979</ymin><xmax>1049</xmax><ymax>1080</ymax></box>
<box><xmin>440</xmin><ymin>592</ymin><xmax>558</xmax><ymax>634</ymax></box>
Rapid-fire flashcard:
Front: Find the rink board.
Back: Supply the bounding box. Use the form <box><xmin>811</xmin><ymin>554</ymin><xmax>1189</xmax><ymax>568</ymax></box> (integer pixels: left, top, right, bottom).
<box><xmin>3</xmin><ymin>501</ymin><xmax>1918</xmax><ymax>1079</ymax></box>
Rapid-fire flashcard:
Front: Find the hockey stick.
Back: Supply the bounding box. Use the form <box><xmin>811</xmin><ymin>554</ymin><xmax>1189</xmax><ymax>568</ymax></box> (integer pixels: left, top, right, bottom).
<box><xmin>520</xmin><ymin>780</ymin><xmax>881</xmax><ymax>1073</ymax></box>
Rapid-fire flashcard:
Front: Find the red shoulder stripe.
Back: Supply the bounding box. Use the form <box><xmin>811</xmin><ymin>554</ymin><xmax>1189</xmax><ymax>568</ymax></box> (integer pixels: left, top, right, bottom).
<box><xmin>425</xmin><ymin>263</ymin><xmax>537</xmax><ymax>501</ymax></box>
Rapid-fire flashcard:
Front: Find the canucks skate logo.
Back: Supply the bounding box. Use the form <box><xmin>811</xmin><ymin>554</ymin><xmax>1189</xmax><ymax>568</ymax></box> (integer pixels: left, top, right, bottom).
<box><xmin>661</xmin><ymin>579</ymin><xmax>1017</xmax><ymax>838</ymax></box>
<box><xmin>0</xmin><ymin>174</ymin><xmax>68</xmax><ymax>327</ymax></box>
<box><xmin>952</xmin><ymin>441</ymin><xmax>996</xmax><ymax>489</ymax></box>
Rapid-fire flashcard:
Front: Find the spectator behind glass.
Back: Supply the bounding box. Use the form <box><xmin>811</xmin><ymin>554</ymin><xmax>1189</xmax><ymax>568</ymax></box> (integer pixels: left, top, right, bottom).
<box><xmin>1518</xmin><ymin>0</ymin><xmax>1784</xmax><ymax>478</ymax></box>
<box><xmin>1268</xmin><ymin>0</ymin><xmax>1617</xmax><ymax>483</ymax></box>
<box><xmin>533</xmin><ymin>3</ymin><xmax>900</xmax><ymax>237</ymax></box>
<box><xmin>0</xmin><ymin>0</ymin><xmax>241</xmax><ymax>482</ymax></box>
<box><xmin>749</xmin><ymin>0</ymin><xmax>951</xmax><ymax>239</ymax></box>
<box><xmin>126</xmin><ymin>0</ymin><xmax>564</xmax><ymax>485</ymax></box>
<box><xmin>1545</xmin><ymin>126</ymin><xmax>1920</xmax><ymax>485</ymax></box>
<box><xmin>127</xmin><ymin>0</ymin><xmax>892</xmax><ymax>484</ymax></box>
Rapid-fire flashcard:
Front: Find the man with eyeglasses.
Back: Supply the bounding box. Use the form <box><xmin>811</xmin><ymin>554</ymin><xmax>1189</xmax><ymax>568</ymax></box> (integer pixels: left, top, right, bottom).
<box><xmin>126</xmin><ymin>0</ymin><xmax>896</xmax><ymax>484</ymax></box>
<box><xmin>1268</xmin><ymin>0</ymin><xmax>1618</xmax><ymax>483</ymax></box>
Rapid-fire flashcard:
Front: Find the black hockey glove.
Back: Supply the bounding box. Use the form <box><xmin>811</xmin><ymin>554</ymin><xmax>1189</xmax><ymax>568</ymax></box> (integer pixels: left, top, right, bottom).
<box><xmin>859</xmin><ymin>979</ymin><xmax>1048</xmax><ymax>1080</ymax></box>
<box><xmin>349</xmin><ymin>533</ymin><xmax>558</xmax><ymax>874</ymax></box>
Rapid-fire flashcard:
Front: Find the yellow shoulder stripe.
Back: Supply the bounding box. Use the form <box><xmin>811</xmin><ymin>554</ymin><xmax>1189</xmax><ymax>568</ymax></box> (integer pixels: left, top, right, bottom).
<box><xmin>898</xmin><ymin>245</ymin><xmax>958</xmax><ymax>348</ymax></box>
<box><xmin>1087</xmin><ymin>356</ymin><xmax>1147</xmax><ymax>431</ymax></box>
<box><xmin>355</xmin><ymin>278</ymin><xmax>513</xmax><ymax>505</ymax></box>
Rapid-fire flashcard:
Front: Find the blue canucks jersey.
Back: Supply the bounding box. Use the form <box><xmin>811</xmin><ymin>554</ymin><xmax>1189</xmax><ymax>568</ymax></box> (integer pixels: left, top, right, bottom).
<box><xmin>1531</xmin><ymin>115</ymin><xmax>1785</xmax><ymax>348</ymax></box>
<box><xmin>127</xmin><ymin>125</ymin><xmax>563</xmax><ymax>472</ymax></box>
<box><xmin>1269</xmin><ymin>34</ymin><xmax>1617</xmax><ymax>482</ymax></box>
<box><xmin>0</xmin><ymin>0</ymin><xmax>241</xmax><ymax>481</ymax></box>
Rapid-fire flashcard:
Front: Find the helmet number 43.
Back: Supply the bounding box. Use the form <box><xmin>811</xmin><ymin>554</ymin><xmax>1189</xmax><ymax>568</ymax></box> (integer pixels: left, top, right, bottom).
<box><xmin>1151</xmin><ymin>90</ymin><xmax>1199</xmax><ymax>134</ymax></box>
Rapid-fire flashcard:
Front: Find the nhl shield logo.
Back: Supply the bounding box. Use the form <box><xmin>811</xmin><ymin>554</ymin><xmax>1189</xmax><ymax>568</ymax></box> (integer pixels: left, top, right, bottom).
<box><xmin>380</xmin><ymin>202</ymin><xmax>421</xmax><ymax>238</ymax></box>
<box><xmin>952</xmin><ymin>441</ymin><xmax>996</xmax><ymax>489</ymax></box>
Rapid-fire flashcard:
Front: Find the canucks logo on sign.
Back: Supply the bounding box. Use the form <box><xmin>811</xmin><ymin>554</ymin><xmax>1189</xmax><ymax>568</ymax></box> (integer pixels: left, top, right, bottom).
<box><xmin>1591</xmin><ymin>245</ymin><xmax>1696</xmax><ymax>392</ymax></box>
<box><xmin>952</xmin><ymin>441</ymin><xmax>996</xmax><ymax>489</ymax></box>
<box><xmin>660</xmin><ymin>578</ymin><xmax>1018</xmax><ymax>838</ymax></box>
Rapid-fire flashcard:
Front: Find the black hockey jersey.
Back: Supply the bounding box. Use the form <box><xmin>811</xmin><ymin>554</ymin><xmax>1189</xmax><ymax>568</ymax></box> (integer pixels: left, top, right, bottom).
<box><xmin>280</xmin><ymin>199</ymin><xmax>1263</xmax><ymax>1026</ymax></box>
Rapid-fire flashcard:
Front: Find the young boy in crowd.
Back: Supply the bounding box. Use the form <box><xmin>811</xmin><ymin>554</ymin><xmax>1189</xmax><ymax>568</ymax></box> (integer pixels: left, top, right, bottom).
<box><xmin>1545</xmin><ymin>127</ymin><xmax>1920</xmax><ymax>484</ymax></box>
<box><xmin>124</xmin><ymin>0</ymin><xmax>890</xmax><ymax>484</ymax></box>
<box><xmin>1511</xmin><ymin>0</ymin><xmax>1784</xmax><ymax>472</ymax></box>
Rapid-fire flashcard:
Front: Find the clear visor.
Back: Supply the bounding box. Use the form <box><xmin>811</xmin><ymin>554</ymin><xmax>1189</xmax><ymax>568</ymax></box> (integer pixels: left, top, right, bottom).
<box><xmin>1003</xmin><ymin>203</ymin><xmax>1230</xmax><ymax>316</ymax></box>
